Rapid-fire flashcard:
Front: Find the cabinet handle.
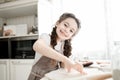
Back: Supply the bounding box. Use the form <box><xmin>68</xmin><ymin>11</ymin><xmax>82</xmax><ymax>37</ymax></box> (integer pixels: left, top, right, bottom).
<box><xmin>11</xmin><ymin>61</ymin><xmax>31</xmax><ymax>64</ymax></box>
<box><xmin>0</xmin><ymin>61</ymin><xmax>7</xmax><ymax>64</ymax></box>
<box><xmin>11</xmin><ymin>61</ymin><xmax>32</xmax><ymax>64</ymax></box>
<box><xmin>12</xmin><ymin>61</ymin><xmax>20</xmax><ymax>64</ymax></box>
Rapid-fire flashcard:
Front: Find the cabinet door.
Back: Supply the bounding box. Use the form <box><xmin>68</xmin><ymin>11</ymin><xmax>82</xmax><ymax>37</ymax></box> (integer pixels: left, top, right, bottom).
<box><xmin>10</xmin><ymin>59</ymin><xmax>34</xmax><ymax>80</ymax></box>
<box><xmin>0</xmin><ymin>60</ymin><xmax>9</xmax><ymax>80</ymax></box>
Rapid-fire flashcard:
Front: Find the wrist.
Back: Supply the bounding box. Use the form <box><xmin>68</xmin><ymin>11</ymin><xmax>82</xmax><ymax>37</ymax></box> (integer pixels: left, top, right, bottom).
<box><xmin>63</xmin><ymin>56</ymin><xmax>75</xmax><ymax>65</ymax></box>
<box><xmin>62</xmin><ymin>56</ymin><xmax>68</xmax><ymax>63</ymax></box>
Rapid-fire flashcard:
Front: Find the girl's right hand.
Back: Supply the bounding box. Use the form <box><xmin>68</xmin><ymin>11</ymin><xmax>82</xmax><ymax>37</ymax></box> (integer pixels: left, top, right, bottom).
<box><xmin>63</xmin><ymin>58</ymin><xmax>75</xmax><ymax>72</ymax></box>
<box><xmin>73</xmin><ymin>62</ymin><xmax>87</xmax><ymax>74</ymax></box>
<box><xmin>63</xmin><ymin>58</ymin><xmax>86</xmax><ymax>74</ymax></box>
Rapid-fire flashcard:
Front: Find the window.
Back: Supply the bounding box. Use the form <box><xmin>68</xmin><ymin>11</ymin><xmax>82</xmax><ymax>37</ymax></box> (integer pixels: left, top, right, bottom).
<box><xmin>38</xmin><ymin>0</ymin><xmax>109</xmax><ymax>60</ymax></box>
<box><xmin>61</xmin><ymin>0</ymin><xmax>108</xmax><ymax>60</ymax></box>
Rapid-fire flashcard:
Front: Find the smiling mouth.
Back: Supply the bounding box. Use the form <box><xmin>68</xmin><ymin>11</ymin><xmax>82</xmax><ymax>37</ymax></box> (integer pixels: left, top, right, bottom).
<box><xmin>60</xmin><ymin>30</ymin><xmax>68</xmax><ymax>37</ymax></box>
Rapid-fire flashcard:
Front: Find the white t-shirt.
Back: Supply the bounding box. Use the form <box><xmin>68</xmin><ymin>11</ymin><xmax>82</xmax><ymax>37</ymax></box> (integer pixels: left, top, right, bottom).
<box><xmin>34</xmin><ymin>33</ymin><xmax>64</xmax><ymax>64</ymax></box>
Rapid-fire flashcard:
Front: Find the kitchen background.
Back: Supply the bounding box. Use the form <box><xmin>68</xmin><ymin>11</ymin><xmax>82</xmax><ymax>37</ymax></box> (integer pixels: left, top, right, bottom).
<box><xmin>38</xmin><ymin>0</ymin><xmax>120</xmax><ymax>60</ymax></box>
<box><xmin>0</xmin><ymin>0</ymin><xmax>38</xmax><ymax>80</ymax></box>
<box><xmin>0</xmin><ymin>0</ymin><xmax>120</xmax><ymax>80</ymax></box>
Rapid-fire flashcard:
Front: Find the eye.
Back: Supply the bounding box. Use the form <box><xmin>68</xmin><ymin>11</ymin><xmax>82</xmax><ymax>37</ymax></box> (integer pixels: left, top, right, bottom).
<box><xmin>64</xmin><ymin>23</ymin><xmax>68</xmax><ymax>27</ymax></box>
<box><xmin>70</xmin><ymin>29</ymin><xmax>74</xmax><ymax>33</ymax></box>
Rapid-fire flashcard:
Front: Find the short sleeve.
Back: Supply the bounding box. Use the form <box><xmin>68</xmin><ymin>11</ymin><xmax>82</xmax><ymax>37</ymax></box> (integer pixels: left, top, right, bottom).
<box><xmin>39</xmin><ymin>33</ymin><xmax>50</xmax><ymax>45</ymax></box>
<box><xmin>33</xmin><ymin>33</ymin><xmax>51</xmax><ymax>64</ymax></box>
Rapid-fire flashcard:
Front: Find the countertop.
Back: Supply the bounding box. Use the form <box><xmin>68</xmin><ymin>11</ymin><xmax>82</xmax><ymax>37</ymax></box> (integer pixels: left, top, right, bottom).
<box><xmin>41</xmin><ymin>60</ymin><xmax>113</xmax><ymax>80</ymax></box>
<box><xmin>0</xmin><ymin>34</ymin><xmax>38</xmax><ymax>39</ymax></box>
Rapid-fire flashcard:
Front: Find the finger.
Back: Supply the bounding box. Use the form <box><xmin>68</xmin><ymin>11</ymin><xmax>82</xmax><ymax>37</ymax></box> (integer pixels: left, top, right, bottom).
<box><xmin>78</xmin><ymin>68</ymin><xmax>83</xmax><ymax>73</ymax></box>
<box><xmin>67</xmin><ymin>67</ymin><xmax>71</xmax><ymax>72</ymax></box>
<box><xmin>75</xmin><ymin>63</ymin><xmax>86</xmax><ymax>74</ymax></box>
<box><xmin>76</xmin><ymin>64</ymin><xmax>84</xmax><ymax>73</ymax></box>
<box><xmin>64</xmin><ymin>65</ymin><xmax>71</xmax><ymax>72</ymax></box>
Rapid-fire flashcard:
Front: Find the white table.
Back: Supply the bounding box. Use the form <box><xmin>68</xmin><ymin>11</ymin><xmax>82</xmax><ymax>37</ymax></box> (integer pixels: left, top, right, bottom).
<box><xmin>40</xmin><ymin>67</ymin><xmax>112</xmax><ymax>80</ymax></box>
<box><xmin>41</xmin><ymin>60</ymin><xmax>113</xmax><ymax>80</ymax></box>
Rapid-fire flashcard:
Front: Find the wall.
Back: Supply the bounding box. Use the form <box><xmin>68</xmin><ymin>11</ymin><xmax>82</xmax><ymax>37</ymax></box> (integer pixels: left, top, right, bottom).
<box><xmin>5</xmin><ymin>15</ymin><xmax>37</xmax><ymax>33</ymax></box>
<box><xmin>0</xmin><ymin>18</ymin><xmax>3</xmax><ymax>27</ymax></box>
<box><xmin>0</xmin><ymin>18</ymin><xmax>6</xmax><ymax>27</ymax></box>
<box><xmin>60</xmin><ymin>0</ymin><xmax>108</xmax><ymax>60</ymax></box>
<box><xmin>106</xmin><ymin>0</ymin><xmax>120</xmax><ymax>58</ymax></box>
<box><xmin>38</xmin><ymin>0</ymin><xmax>120</xmax><ymax>60</ymax></box>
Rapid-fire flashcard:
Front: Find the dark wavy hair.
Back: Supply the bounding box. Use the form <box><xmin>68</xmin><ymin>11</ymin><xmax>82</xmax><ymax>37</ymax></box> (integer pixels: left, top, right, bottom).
<box><xmin>50</xmin><ymin>13</ymin><xmax>81</xmax><ymax>58</ymax></box>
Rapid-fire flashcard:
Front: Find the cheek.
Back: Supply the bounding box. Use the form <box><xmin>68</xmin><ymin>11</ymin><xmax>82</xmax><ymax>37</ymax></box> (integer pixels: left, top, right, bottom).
<box><xmin>70</xmin><ymin>32</ymin><xmax>75</xmax><ymax>37</ymax></box>
<box><xmin>67</xmin><ymin>33</ymin><xmax>75</xmax><ymax>39</ymax></box>
<box><xmin>56</xmin><ymin>27</ymin><xmax>60</xmax><ymax>34</ymax></box>
<box><xmin>66</xmin><ymin>35</ymin><xmax>73</xmax><ymax>40</ymax></box>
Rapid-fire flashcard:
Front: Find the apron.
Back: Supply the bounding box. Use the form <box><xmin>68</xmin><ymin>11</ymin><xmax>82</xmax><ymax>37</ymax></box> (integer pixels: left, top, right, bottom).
<box><xmin>28</xmin><ymin>56</ymin><xmax>58</xmax><ymax>80</ymax></box>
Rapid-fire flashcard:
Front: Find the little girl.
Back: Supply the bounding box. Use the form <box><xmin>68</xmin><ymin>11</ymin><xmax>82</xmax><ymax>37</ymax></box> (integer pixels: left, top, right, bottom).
<box><xmin>28</xmin><ymin>13</ymin><xmax>84</xmax><ymax>80</ymax></box>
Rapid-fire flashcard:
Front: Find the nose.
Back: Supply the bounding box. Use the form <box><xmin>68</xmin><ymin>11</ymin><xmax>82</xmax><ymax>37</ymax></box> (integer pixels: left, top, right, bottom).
<box><xmin>64</xmin><ymin>28</ymin><xmax>69</xmax><ymax>33</ymax></box>
<box><xmin>64</xmin><ymin>28</ymin><xmax>70</xmax><ymax>36</ymax></box>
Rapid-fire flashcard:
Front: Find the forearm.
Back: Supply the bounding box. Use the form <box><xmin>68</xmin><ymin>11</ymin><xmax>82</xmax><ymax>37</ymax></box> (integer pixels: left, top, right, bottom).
<box><xmin>33</xmin><ymin>39</ymin><xmax>68</xmax><ymax>63</ymax></box>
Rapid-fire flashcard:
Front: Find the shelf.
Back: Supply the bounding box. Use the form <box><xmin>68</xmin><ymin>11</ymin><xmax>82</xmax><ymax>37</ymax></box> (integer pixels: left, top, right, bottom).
<box><xmin>0</xmin><ymin>0</ymin><xmax>38</xmax><ymax>18</ymax></box>
<box><xmin>0</xmin><ymin>34</ymin><xmax>38</xmax><ymax>40</ymax></box>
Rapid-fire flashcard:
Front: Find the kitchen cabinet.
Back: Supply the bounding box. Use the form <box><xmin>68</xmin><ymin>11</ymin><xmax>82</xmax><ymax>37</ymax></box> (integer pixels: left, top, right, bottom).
<box><xmin>0</xmin><ymin>59</ymin><xmax>34</xmax><ymax>80</ymax></box>
<box><xmin>10</xmin><ymin>59</ymin><xmax>34</xmax><ymax>80</ymax></box>
<box><xmin>0</xmin><ymin>0</ymin><xmax>38</xmax><ymax>34</ymax></box>
<box><xmin>0</xmin><ymin>0</ymin><xmax>37</xmax><ymax>80</ymax></box>
<box><xmin>0</xmin><ymin>35</ymin><xmax>37</xmax><ymax>80</ymax></box>
<box><xmin>0</xmin><ymin>59</ymin><xmax>9</xmax><ymax>80</ymax></box>
<box><xmin>0</xmin><ymin>0</ymin><xmax>38</xmax><ymax>18</ymax></box>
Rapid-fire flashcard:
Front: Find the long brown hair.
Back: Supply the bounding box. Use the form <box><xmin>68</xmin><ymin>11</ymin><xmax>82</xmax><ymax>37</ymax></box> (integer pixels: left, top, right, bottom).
<box><xmin>50</xmin><ymin>13</ymin><xmax>81</xmax><ymax>57</ymax></box>
<box><xmin>51</xmin><ymin>13</ymin><xmax>81</xmax><ymax>57</ymax></box>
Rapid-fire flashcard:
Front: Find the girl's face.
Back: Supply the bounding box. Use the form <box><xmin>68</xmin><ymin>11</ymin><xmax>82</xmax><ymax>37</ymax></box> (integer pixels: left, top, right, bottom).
<box><xmin>56</xmin><ymin>18</ymin><xmax>78</xmax><ymax>41</ymax></box>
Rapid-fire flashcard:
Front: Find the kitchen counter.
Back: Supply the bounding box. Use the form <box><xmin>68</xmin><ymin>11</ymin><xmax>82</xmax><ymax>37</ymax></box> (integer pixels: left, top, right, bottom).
<box><xmin>41</xmin><ymin>68</ymin><xmax>112</xmax><ymax>80</ymax></box>
<box><xmin>0</xmin><ymin>34</ymin><xmax>38</xmax><ymax>41</ymax></box>
<box><xmin>41</xmin><ymin>60</ymin><xmax>113</xmax><ymax>80</ymax></box>
<box><xmin>0</xmin><ymin>34</ymin><xmax>38</xmax><ymax>39</ymax></box>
